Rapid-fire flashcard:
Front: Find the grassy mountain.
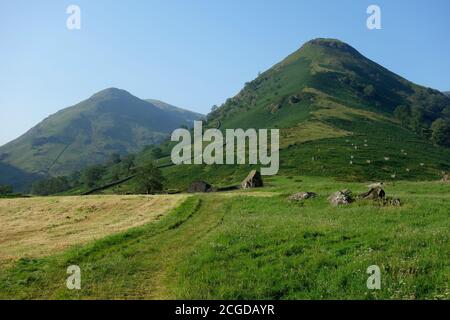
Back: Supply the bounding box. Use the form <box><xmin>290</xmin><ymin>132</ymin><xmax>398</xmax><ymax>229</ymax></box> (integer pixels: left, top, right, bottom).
<box><xmin>119</xmin><ymin>38</ymin><xmax>450</xmax><ymax>191</ymax></box>
<box><xmin>0</xmin><ymin>88</ymin><xmax>203</xmax><ymax>189</ymax></box>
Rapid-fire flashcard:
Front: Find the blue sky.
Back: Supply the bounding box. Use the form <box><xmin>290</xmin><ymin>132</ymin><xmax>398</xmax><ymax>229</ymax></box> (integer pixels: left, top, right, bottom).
<box><xmin>0</xmin><ymin>0</ymin><xmax>449</xmax><ymax>146</ymax></box>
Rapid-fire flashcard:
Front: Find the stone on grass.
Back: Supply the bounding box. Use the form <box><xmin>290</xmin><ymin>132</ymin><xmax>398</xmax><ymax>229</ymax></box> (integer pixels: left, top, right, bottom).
<box><xmin>357</xmin><ymin>187</ymin><xmax>386</xmax><ymax>201</ymax></box>
<box><xmin>288</xmin><ymin>192</ymin><xmax>317</xmax><ymax>202</ymax></box>
<box><xmin>328</xmin><ymin>189</ymin><xmax>354</xmax><ymax>205</ymax></box>
<box><xmin>385</xmin><ymin>197</ymin><xmax>401</xmax><ymax>206</ymax></box>
<box><xmin>241</xmin><ymin>170</ymin><xmax>263</xmax><ymax>190</ymax></box>
<box><xmin>188</xmin><ymin>181</ymin><xmax>213</xmax><ymax>193</ymax></box>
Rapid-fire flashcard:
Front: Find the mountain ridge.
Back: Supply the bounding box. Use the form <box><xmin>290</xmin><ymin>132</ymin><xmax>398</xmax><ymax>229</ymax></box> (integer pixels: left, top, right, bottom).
<box><xmin>0</xmin><ymin>88</ymin><xmax>204</xmax><ymax>189</ymax></box>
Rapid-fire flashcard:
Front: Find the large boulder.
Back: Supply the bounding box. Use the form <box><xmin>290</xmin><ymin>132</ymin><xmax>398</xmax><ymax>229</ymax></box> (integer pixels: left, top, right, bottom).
<box><xmin>288</xmin><ymin>192</ymin><xmax>317</xmax><ymax>202</ymax></box>
<box><xmin>328</xmin><ymin>189</ymin><xmax>353</xmax><ymax>206</ymax></box>
<box><xmin>188</xmin><ymin>181</ymin><xmax>213</xmax><ymax>193</ymax></box>
<box><xmin>240</xmin><ymin>170</ymin><xmax>263</xmax><ymax>190</ymax></box>
<box><xmin>357</xmin><ymin>187</ymin><xmax>401</xmax><ymax>206</ymax></box>
<box><xmin>357</xmin><ymin>187</ymin><xmax>386</xmax><ymax>200</ymax></box>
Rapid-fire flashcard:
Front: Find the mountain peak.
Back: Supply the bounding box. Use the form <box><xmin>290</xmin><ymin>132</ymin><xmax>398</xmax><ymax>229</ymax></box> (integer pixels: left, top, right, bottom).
<box><xmin>89</xmin><ymin>88</ymin><xmax>134</xmax><ymax>101</ymax></box>
<box><xmin>301</xmin><ymin>38</ymin><xmax>362</xmax><ymax>56</ymax></box>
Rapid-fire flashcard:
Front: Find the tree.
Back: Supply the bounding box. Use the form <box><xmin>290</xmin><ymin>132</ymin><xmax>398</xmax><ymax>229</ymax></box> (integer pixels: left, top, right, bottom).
<box><xmin>121</xmin><ymin>154</ymin><xmax>136</xmax><ymax>174</ymax></box>
<box><xmin>363</xmin><ymin>85</ymin><xmax>376</xmax><ymax>98</ymax></box>
<box><xmin>81</xmin><ymin>165</ymin><xmax>106</xmax><ymax>188</ymax></box>
<box><xmin>394</xmin><ymin>105</ymin><xmax>411</xmax><ymax>126</ymax></box>
<box><xmin>431</xmin><ymin>118</ymin><xmax>450</xmax><ymax>147</ymax></box>
<box><xmin>151</xmin><ymin>147</ymin><xmax>163</xmax><ymax>159</ymax></box>
<box><xmin>410</xmin><ymin>106</ymin><xmax>425</xmax><ymax>134</ymax></box>
<box><xmin>31</xmin><ymin>177</ymin><xmax>71</xmax><ymax>195</ymax></box>
<box><xmin>109</xmin><ymin>153</ymin><xmax>121</xmax><ymax>164</ymax></box>
<box><xmin>0</xmin><ymin>185</ymin><xmax>13</xmax><ymax>195</ymax></box>
<box><xmin>135</xmin><ymin>163</ymin><xmax>164</xmax><ymax>194</ymax></box>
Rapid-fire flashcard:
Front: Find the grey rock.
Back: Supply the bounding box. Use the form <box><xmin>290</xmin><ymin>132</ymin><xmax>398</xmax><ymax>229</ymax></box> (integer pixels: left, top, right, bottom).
<box><xmin>357</xmin><ymin>187</ymin><xmax>386</xmax><ymax>200</ymax></box>
<box><xmin>188</xmin><ymin>181</ymin><xmax>213</xmax><ymax>193</ymax></box>
<box><xmin>241</xmin><ymin>170</ymin><xmax>263</xmax><ymax>190</ymax></box>
<box><xmin>328</xmin><ymin>189</ymin><xmax>354</xmax><ymax>205</ymax></box>
<box><xmin>288</xmin><ymin>192</ymin><xmax>317</xmax><ymax>202</ymax></box>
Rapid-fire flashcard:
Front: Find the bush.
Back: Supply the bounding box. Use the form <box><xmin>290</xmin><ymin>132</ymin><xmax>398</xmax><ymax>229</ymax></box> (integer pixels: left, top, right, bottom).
<box><xmin>363</xmin><ymin>85</ymin><xmax>376</xmax><ymax>98</ymax></box>
<box><xmin>31</xmin><ymin>177</ymin><xmax>71</xmax><ymax>196</ymax></box>
<box><xmin>81</xmin><ymin>165</ymin><xmax>106</xmax><ymax>188</ymax></box>
<box><xmin>135</xmin><ymin>163</ymin><xmax>164</xmax><ymax>194</ymax></box>
<box><xmin>0</xmin><ymin>185</ymin><xmax>13</xmax><ymax>195</ymax></box>
<box><xmin>431</xmin><ymin>118</ymin><xmax>450</xmax><ymax>147</ymax></box>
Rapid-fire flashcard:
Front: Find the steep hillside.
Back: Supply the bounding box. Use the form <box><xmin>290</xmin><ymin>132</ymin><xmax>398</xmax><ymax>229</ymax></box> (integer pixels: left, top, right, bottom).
<box><xmin>148</xmin><ymin>38</ymin><xmax>450</xmax><ymax>189</ymax></box>
<box><xmin>207</xmin><ymin>38</ymin><xmax>449</xmax><ymax>130</ymax></box>
<box><xmin>0</xmin><ymin>88</ymin><xmax>203</xmax><ymax>187</ymax></box>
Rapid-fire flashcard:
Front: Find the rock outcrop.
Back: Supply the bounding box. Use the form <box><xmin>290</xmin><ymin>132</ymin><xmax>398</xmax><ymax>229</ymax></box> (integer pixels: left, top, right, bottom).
<box><xmin>241</xmin><ymin>170</ymin><xmax>264</xmax><ymax>190</ymax></box>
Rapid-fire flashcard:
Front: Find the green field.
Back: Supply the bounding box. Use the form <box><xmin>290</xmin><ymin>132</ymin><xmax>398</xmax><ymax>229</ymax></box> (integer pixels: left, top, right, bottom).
<box><xmin>0</xmin><ymin>176</ymin><xmax>448</xmax><ymax>300</ymax></box>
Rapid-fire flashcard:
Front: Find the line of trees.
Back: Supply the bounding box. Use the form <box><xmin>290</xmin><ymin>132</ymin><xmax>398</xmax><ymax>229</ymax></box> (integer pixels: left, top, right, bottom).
<box><xmin>31</xmin><ymin>152</ymin><xmax>165</xmax><ymax>196</ymax></box>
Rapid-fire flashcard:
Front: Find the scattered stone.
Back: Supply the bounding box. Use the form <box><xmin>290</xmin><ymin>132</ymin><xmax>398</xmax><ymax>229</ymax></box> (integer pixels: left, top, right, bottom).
<box><xmin>188</xmin><ymin>181</ymin><xmax>213</xmax><ymax>193</ymax></box>
<box><xmin>442</xmin><ymin>175</ymin><xmax>449</xmax><ymax>183</ymax></box>
<box><xmin>288</xmin><ymin>192</ymin><xmax>317</xmax><ymax>202</ymax></box>
<box><xmin>385</xmin><ymin>197</ymin><xmax>401</xmax><ymax>206</ymax></box>
<box><xmin>357</xmin><ymin>187</ymin><xmax>401</xmax><ymax>206</ymax></box>
<box><xmin>357</xmin><ymin>187</ymin><xmax>386</xmax><ymax>200</ymax></box>
<box><xmin>328</xmin><ymin>189</ymin><xmax>354</xmax><ymax>205</ymax></box>
<box><xmin>241</xmin><ymin>170</ymin><xmax>264</xmax><ymax>190</ymax></box>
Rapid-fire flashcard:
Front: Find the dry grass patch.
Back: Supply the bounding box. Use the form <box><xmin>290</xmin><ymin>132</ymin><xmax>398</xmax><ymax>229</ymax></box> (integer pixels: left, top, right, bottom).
<box><xmin>0</xmin><ymin>194</ymin><xmax>187</xmax><ymax>265</ymax></box>
<box><xmin>280</xmin><ymin>121</ymin><xmax>350</xmax><ymax>148</ymax></box>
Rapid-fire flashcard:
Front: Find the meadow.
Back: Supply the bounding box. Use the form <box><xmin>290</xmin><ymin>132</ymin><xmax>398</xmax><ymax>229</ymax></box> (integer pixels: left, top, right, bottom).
<box><xmin>0</xmin><ymin>176</ymin><xmax>448</xmax><ymax>300</ymax></box>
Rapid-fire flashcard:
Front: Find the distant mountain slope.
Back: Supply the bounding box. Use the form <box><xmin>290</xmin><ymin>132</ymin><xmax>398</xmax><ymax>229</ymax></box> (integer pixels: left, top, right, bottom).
<box><xmin>0</xmin><ymin>162</ymin><xmax>41</xmax><ymax>192</ymax></box>
<box><xmin>0</xmin><ymin>88</ymin><xmax>204</xmax><ymax>185</ymax></box>
<box><xmin>146</xmin><ymin>99</ymin><xmax>204</xmax><ymax>125</ymax></box>
<box><xmin>444</xmin><ymin>91</ymin><xmax>450</xmax><ymax>98</ymax></box>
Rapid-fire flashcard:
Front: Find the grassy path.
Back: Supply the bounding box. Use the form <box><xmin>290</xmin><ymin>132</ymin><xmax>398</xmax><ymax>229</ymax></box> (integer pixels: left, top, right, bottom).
<box><xmin>0</xmin><ymin>196</ymin><xmax>226</xmax><ymax>299</ymax></box>
<box><xmin>131</xmin><ymin>196</ymin><xmax>225</xmax><ymax>299</ymax></box>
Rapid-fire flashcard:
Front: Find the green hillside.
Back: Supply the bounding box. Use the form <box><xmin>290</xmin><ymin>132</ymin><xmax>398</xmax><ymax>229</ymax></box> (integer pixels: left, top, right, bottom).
<box><xmin>144</xmin><ymin>38</ymin><xmax>450</xmax><ymax>189</ymax></box>
<box><xmin>0</xmin><ymin>88</ymin><xmax>203</xmax><ymax>189</ymax></box>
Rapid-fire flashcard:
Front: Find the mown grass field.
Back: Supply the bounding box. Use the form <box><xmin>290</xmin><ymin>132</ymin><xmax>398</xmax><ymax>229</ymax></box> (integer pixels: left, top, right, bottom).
<box><xmin>0</xmin><ymin>176</ymin><xmax>448</xmax><ymax>300</ymax></box>
<box><xmin>0</xmin><ymin>195</ymin><xmax>187</xmax><ymax>268</ymax></box>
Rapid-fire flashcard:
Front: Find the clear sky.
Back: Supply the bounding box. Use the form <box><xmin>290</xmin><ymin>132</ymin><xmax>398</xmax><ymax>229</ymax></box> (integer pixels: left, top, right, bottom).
<box><xmin>0</xmin><ymin>0</ymin><xmax>449</xmax><ymax>146</ymax></box>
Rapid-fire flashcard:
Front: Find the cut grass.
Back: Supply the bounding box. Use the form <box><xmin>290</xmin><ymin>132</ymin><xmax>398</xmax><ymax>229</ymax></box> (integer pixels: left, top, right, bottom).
<box><xmin>0</xmin><ymin>194</ymin><xmax>187</xmax><ymax>266</ymax></box>
<box><xmin>0</xmin><ymin>177</ymin><xmax>448</xmax><ymax>300</ymax></box>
